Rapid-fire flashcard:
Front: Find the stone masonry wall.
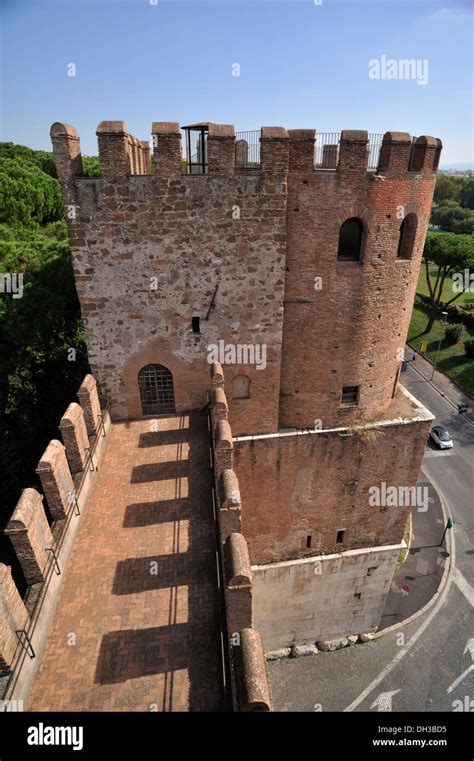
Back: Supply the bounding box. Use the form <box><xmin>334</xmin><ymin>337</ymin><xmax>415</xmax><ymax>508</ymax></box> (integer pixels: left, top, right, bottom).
<box><xmin>52</xmin><ymin>122</ymin><xmax>287</xmax><ymax>435</ymax></box>
<box><xmin>251</xmin><ymin>543</ymin><xmax>402</xmax><ymax>651</ymax></box>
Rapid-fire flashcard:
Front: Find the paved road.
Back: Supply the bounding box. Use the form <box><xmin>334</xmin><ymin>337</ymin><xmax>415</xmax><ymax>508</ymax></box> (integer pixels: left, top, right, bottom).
<box><xmin>268</xmin><ymin>363</ymin><xmax>474</xmax><ymax>713</ymax></box>
<box><xmin>402</xmin><ymin>362</ymin><xmax>473</xmax><ymax>580</ymax></box>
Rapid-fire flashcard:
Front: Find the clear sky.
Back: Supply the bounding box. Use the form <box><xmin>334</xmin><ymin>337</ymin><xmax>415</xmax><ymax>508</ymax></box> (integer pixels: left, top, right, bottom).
<box><xmin>1</xmin><ymin>0</ymin><xmax>473</xmax><ymax>165</ymax></box>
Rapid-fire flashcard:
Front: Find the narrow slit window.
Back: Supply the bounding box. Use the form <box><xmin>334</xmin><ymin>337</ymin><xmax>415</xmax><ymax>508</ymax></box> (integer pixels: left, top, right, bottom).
<box><xmin>306</xmin><ymin>535</ymin><xmax>312</xmax><ymax>549</ymax></box>
<box><xmin>341</xmin><ymin>386</ymin><xmax>359</xmax><ymax>405</ymax></box>
<box><xmin>192</xmin><ymin>316</ymin><xmax>200</xmax><ymax>334</ymax></box>
<box><xmin>397</xmin><ymin>213</ymin><xmax>417</xmax><ymax>260</ymax></box>
<box><xmin>336</xmin><ymin>529</ymin><xmax>345</xmax><ymax>544</ymax></box>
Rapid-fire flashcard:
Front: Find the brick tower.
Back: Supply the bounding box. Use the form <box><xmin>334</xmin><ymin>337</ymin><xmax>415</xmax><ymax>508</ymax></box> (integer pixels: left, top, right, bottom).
<box><xmin>51</xmin><ymin>121</ymin><xmax>441</xmax><ymax>650</ymax></box>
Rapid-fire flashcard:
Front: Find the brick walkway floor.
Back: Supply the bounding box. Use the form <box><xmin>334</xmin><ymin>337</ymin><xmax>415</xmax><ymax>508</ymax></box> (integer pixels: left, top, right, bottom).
<box><xmin>27</xmin><ymin>414</ymin><xmax>225</xmax><ymax>712</ymax></box>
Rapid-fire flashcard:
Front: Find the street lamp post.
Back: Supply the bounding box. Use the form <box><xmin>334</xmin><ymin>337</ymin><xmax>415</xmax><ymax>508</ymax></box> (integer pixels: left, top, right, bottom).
<box><xmin>430</xmin><ymin>311</ymin><xmax>449</xmax><ymax>381</ymax></box>
<box><xmin>439</xmin><ymin>518</ymin><xmax>454</xmax><ymax>547</ymax></box>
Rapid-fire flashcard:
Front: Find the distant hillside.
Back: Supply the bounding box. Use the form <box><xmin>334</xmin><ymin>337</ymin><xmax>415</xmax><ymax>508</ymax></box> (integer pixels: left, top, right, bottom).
<box><xmin>440</xmin><ymin>162</ymin><xmax>474</xmax><ymax>171</ymax></box>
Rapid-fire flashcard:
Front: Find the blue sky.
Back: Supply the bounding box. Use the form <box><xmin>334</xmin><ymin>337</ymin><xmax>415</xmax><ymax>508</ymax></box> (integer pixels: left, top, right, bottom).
<box><xmin>1</xmin><ymin>0</ymin><xmax>473</xmax><ymax>165</ymax></box>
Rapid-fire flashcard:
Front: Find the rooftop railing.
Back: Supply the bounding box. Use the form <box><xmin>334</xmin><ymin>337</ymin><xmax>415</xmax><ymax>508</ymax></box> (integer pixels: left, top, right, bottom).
<box><xmin>224</xmin><ymin>130</ymin><xmax>419</xmax><ymax>172</ymax></box>
<box><xmin>235</xmin><ymin>130</ymin><xmax>261</xmax><ymax>168</ymax></box>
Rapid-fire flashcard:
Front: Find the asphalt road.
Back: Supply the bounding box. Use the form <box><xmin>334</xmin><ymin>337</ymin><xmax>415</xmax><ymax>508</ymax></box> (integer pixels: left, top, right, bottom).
<box><xmin>402</xmin><ymin>362</ymin><xmax>474</xmax><ymax>580</ymax></box>
<box><xmin>268</xmin><ymin>363</ymin><xmax>474</xmax><ymax>713</ymax></box>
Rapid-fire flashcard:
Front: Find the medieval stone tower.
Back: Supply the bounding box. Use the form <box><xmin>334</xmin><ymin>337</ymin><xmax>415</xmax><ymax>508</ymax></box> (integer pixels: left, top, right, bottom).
<box><xmin>50</xmin><ymin>121</ymin><xmax>441</xmax><ymax>651</ymax></box>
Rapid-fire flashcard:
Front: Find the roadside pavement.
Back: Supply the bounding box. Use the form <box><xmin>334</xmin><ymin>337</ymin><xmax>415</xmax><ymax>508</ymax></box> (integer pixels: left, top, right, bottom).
<box><xmin>379</xmin><ymin>475</ymin><xmax>448</xmax><ymax>631</ymax></box>
<box><xmin>404</xmin><ymin>345</ymin><xmax>473</xmax><ymax>422</ymax></box>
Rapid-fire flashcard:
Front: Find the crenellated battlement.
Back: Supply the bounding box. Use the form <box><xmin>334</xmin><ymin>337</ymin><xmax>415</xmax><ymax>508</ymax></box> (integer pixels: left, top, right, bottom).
<box><xmin>49</xmin><ymin>116</ymin><xmax>442</xmax><ymax>432</ymax></box>
<box><xmin>50</xmin><ymin>121</ymin><xmax>442</xmax><ymax>184</ymax></box>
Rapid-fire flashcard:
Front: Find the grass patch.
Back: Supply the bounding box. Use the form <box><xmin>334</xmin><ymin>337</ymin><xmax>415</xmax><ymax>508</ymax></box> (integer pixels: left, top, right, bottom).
<box><xmin>407</xmin><ymin>299</ymin><xmax>474</xmax><ymax>397</ymax></box>
<box><xmin>416</xmin><ymin>263</ymin><xmax>474</xmax><ymax>307</ymax></box>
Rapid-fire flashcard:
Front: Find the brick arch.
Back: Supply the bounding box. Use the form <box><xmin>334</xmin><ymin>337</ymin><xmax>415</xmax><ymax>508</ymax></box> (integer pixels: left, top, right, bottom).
<box><xmin>333</xmin><ymin>203</ymin><xmax>376</xmax><ymax>233</ymax></box>
<box><xmin>403</xmin><ymin>200</ymin><xmax>421</xmax><ymax>217</ymax></box>
<box><xmin>122</xmin><ymin>340</ymin><xmax>209</xmax><ymax>418</ymax></box>
<box><xmin>398</xmin><ymin>201</ymin><xmax>429</xmax><ymax>260</ymax></box>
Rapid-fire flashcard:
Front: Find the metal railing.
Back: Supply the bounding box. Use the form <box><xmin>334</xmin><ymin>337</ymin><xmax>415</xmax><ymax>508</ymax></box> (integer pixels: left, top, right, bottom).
<box><xmin>206</xmin><ymin>396</ymin><xmax>234</xmax><ymax>711</ymax></box>
<box><xmin>367</xmin><ymin>133</ymin><xmax>384</xmax><ymax>170</ymax></box>
<box><xmin>235</xmin><ymin>130</ymin><xmax>260</xmax><ymax>168</ymax></box>
<box><xmin>211</xmin><ymin>129</ymin><xmax>417</xmax><ymax>173</ymax></box>
<box><xmin>314</xmin><ymin>132</ymin><xmax>385</xmax><ymax>171</ymax></box>
<box><xmin>314</xmin><ymin>132</ymin><xmax>341</xmax><ymax>169</ymax></box>
<box><xmin>408</xmin><ymin>136</ymin><xmax>419</xmax><ymax>171</ymax></box>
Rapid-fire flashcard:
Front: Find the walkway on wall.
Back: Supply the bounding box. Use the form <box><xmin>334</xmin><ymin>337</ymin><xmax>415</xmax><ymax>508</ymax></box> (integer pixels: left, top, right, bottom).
<box><xmin>27</xmin><ymin>414</ymin><xmax>225</xmax><ymax>711</ymax></box>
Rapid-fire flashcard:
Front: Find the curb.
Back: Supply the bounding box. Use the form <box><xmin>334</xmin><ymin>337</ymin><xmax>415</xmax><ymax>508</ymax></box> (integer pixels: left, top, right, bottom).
<box><xmin>406</xmin><ymin>344</ymin><xmax>474</xmax><ymax>425</ymax></box>
<box><xmin>374</xmin><ymin>470</ymin><xmax>453</xmax><ymax>639</ymax></box>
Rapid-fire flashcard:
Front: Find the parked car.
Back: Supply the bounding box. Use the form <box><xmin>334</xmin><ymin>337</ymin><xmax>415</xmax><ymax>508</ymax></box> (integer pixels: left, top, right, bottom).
<box><xmin>430</xmin><ymin>424</ymin><xmax>454</xmax><ymax>449</ymax></box>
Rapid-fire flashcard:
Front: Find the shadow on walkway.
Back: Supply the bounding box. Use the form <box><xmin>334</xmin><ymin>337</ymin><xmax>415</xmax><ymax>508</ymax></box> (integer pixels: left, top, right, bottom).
<box><xmin>379</xmin><ymin>477</ymin><xmax>446</xmax><ymax>630</ymax></box>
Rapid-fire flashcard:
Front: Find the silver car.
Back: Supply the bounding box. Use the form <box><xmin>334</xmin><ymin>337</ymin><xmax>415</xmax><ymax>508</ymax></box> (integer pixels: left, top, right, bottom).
<box><xmin>430</xmin><ymin>424</ymin><xmax>454</xmax><ymax>449</ymax></box>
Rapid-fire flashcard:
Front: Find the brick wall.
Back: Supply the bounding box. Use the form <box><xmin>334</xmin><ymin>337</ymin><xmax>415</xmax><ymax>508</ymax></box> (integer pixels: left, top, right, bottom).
<box><xmin>234</xmin><ymin>388</ymin><xmax>432</xmax><ymax>564</ymax></box>
<box><xmin>5</xmin><ymin>489</ymin><xmax>53</xmax><ymax>585</ymax></box>
<box><xmin>0</xmin><ymin>564</ymin><xmax>29</xmax><ymax>675</ymax></box>
<box><xmin>36</xmin><ymin>439</ymin><xmax>74</xmax><ymax>521</ymax></box>
<box><xmin>279</xmin><ymin>130</ymin><xmax>438</xmax><ymax>429</ymax></box>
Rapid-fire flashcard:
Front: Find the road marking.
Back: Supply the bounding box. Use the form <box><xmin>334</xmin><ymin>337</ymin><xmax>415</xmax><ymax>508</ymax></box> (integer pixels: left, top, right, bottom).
<box><xmin>447</xmin><ymin>639</ymin><xmax>474</xmax><ymax>693</ymax></box>
<box><xmin>452</xmin><ymin>568</ymin><xmax>474</xmax><ymax>607</ymax></box>
<box><xmin>424</xmin><ymin>449</ymin><xmax>453</xmax><ymax>458</ymax></box>
<box><xmin>447</xmin><ymin>665</ymin><xmax>474</xmax><ymax>694</ymax></box>
<box><xmin>370</xmin><ymin>689</ymin><xmax>401</xmax><ymax>712</ymax></box>
<box><xmin>344</xmin><ymin>473</ymin><xmax>455</xmax><ymax>713</ymax></box>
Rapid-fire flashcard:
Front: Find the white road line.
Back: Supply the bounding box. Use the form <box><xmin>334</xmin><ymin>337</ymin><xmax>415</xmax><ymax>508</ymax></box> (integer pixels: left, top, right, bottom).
<box><xmin>344</xmin><ymin>474</ymin><xmax>455</xmax><ymax>713</ymax></box>
<box><xmin>452</xmin><ymin>568</ymin><xmax>474</xmax><ymax>607</ymax></box>
<box><xmin>447</xmin><ymin>665</ymin><xmax>474</xmax><ymax>694</ymax></box>
<box><xmin>424</xmin><ymin>449</ymin><xmax>453</xmax><ymax>458</ymax></box>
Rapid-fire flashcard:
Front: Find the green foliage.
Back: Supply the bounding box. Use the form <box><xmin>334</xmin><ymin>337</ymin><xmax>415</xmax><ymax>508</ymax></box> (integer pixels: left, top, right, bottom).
<box><xmin>0</xmin><ymin>157</ymin><xmax>63</xmax><ymax>226</ymax></box>
<box><xmin>464</xmin><ymin>338</ymin><xmax>474</xmax><ymax>358</ymax></box>
<box><xmin>424</xmin><ymin>231</ymin><xmax>474</xmax><ymax>268</ymax></box>
<box><xmin>0</xmin><ymin>144</ymin><xmax>90</xmax><ymax>526</ymax></box>
<box><xmin>444</xmin><ymin>323</ymin><xmax>463</xmax><ymax>345</ymax></box>
<box><xmin>459</xmin><ymin>179</ymin><xmax>474</xmax><ymax>210</ymax></box>
<box><xmin>408</xmin><ymin>301</ymin><xmax>474</xmax><ymax>397</ymax></box>
<box><xmin>82</xmin><ymin>155</ymin><xmax>100</xmax><ymax>177</ymax></box>
<box><xmin>431</xmin><ymin>203</ymin><xmax>474</xmax><ymax>234</ymax></box>
<box><xmin>0</xmin><ymin>142</ymin><xmax>57</xmax><ymax>177</ymax></box>
<box><xmin>422</xmin><ymin>231</ymin><xmax>474</xmax><ymax>320</ymax></box>
<box><xmin>433</xmin><ymin>175</ymin><xmax>464</xmax><ymax>205</ymax></box>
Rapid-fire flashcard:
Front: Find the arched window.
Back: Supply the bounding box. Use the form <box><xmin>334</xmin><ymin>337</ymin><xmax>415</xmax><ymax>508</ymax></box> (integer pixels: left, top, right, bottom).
<box><xmin>337</xmin><ymin>218</ymin><xmax>364</xmax><ymax>261</ymax></box>
<box><xmin>138</xmin><ymin>364</ymin><xmax>175</xmax><ymax>415</ymax></box>
<box><xmin>232</xmin><ymin>375</ymin><xmax>250</xmax><ymax>400</ymax></box>
<box><xmin>397</xmin><ymin>213</ymin><xmax>417</xmax><ymax>259</ymax></box>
